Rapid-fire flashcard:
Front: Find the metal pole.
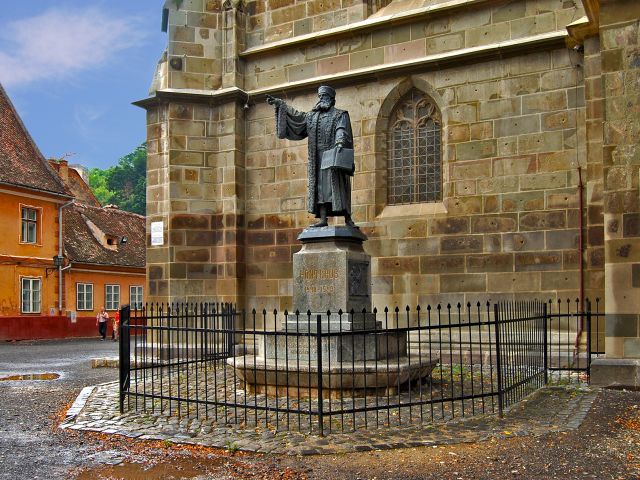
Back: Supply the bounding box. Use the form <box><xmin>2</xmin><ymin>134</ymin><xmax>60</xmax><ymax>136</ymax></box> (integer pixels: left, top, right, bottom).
<box><xmin>586</xmin><ymin>299</ymin><xmax>592</xmax><ymax>381</ymax></box>
<box><xmin>316</xmin><ymin>314</ymin><xmax>324</xmax><ymax>437</ymax></box>
<box><xmin>57</xmin><ymin>199</ymin><xmax>74</xmax><ymax>313</ymax></box>
<box><xmin>119</xmin><ymin>304</ymin><xmax>131</xmax><ymax>413</ymax></box>
<box><xmin>493</xmin><ymin>304</ymin><xmax>504</xmax><ymax>418</ymax></box>
<box><xmin>543</xmin><ymin>302</ymin><xmax>548</xmax><ymax>385</ymax></box>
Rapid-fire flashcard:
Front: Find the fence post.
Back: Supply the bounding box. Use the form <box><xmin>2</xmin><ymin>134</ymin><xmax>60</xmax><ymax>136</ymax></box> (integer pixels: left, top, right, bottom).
<box><xmin>119</xmin><ymin>304</ymin><xmax>131</xmax><ymax>414</ymax></box>
<box><xmin>586</xmin><ymin>299</ymin><xmax>592</xmax><ymax>381</ymax></box>
<box><xmin>543</xmin><ymin>302</ymin><xmax>548</xmax><ymax>385</ymax></box>
<box><xmin>493</xmin><ymin>303</ymin><xmax>503</xmax><ymax>418</ymax></box>
<box><xmin>226</xmin><ymin>303</ymin><xmax>234</xmax><ymax>357</ymax></box>
<box><xmin>316</xmin><ymin>314</ymin><xmax>324</xmax><ymax>437</ymax></box>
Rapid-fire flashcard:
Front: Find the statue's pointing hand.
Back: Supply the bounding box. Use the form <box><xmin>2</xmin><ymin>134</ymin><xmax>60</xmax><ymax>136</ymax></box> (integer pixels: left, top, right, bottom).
<box><xmin>266</xmin><ymin>95</ymin><xmax>283</xmax><ymax>107</ymax></box>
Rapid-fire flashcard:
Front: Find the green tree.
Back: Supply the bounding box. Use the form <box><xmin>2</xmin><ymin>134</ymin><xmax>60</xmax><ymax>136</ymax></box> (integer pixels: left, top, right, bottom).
<box><xmin>89</xmin><ymin>143</ymin><xmax>146</xmax><ymax>215</ymax></box>
<box><xmin>88</xmin><ymin>167</ymin><xmax>115</xmax><ymax>206</ymax></box>
<box><xmin>107</xmin><ymin>144</ymin><xmax>147</xmax><ymax>215</ymax></box>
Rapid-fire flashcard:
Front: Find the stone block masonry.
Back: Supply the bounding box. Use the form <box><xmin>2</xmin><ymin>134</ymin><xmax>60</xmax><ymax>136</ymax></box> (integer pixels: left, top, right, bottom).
<box><xmin>147</xmin><ymin>1</ymin><xmax>590</xmax><ymax>310</ymax></box>
<box><xmin>242</xmin><ymin>0</ymin><xmax>581</xmax><ymax>91</ymax></box>
<box><xmin>597</xmin><ymin>0</ymin><xmax>640</xmax><ymax>360</ymax></box>
<box><xmin>301</xmin><ymin>52</ymin><xmax>590</xmax><ymax>310</ymax></box>
<box><xmin>146</xmin><ymin>94</ymin><xmax>247</xmax><ymax>305</ymax></box>
<box><xmin>139</xmin><ymin>0</ymin><xmax>640</xmax><ymax>368</ymax></box>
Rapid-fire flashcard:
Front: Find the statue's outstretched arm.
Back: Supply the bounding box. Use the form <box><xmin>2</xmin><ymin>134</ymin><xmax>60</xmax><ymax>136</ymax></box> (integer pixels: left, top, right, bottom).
<box><xmin>269</xmin><ymin>96</ymin><xmax>308</xmax><ymax>140</ymax></box>
<box><xmin>266</xmin><ymin>95</ymin><xmax>284</xmax><ymax>107</ymax></box>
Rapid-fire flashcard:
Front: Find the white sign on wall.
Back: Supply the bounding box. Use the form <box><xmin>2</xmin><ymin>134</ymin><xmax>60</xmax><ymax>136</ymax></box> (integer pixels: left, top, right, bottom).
<box><xmin>70</xmin><ymin>311</ymin><xmax>77</xmax><ymax>323</ymax></box>
<box><xmin>151</xmin><ymin>221</ymin><xmax>164</xmax><ymax>246</ymax></box>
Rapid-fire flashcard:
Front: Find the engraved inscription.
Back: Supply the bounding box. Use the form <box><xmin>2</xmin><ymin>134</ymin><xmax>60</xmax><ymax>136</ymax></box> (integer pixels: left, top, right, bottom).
<box><xmin>301</xmin><ymin>268</ymin><xmax>338</xmax><ymax>295</ymax></box>
<box><xmin>300</xmin><ymin>269</ymin><xmax>338</xmax><ymax>280</ymax></box>
<box><xmin>348</xmin><ymin>261</ymin><xmax>369</xmax><ymax>297</ymax></box>
<box><xmin>304</xmin><ymin>284</ymin><xmax>336</xmax><ymax>294</ymax></box>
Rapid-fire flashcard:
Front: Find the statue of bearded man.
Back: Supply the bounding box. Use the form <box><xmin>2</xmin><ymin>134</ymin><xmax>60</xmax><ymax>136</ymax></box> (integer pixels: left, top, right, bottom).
<box><xmin>266</xmin><ymin>86</ymin><xmax>356</xmax><ymax>228</ymax></box>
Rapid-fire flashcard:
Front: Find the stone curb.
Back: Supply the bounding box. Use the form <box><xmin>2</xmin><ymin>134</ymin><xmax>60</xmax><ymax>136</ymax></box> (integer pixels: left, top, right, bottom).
<box><xmin>91</xmin><ymin>358</ymin><xmax>152</xmax><ymax>369</ymax></box>
<box><xmin>91</xmin><ymin>358</ymin><xmax>119</xmax><ymax>368</ymax></box>
<box><xmin>62</xmin><ymin>385</ymin><xmax>95</xmax><ymax>425</ymax></box>
<box><xmin>61</xmin><ymin>380</ymin><xmax>121</xmax><ymax>427</ymax></box>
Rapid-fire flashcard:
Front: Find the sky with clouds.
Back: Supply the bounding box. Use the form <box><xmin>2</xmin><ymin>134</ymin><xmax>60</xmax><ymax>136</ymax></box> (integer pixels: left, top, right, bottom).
<box><xmin>0</xmin><ymin>1</ymin><xmax>166</xmax><ymax>170</ymax></box>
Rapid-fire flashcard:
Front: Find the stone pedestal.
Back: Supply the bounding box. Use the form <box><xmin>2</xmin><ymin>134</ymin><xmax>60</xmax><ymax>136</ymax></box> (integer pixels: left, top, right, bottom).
<box><xmin>288</xmin><ymin>226</ymin><xmax>373</xmax><ymax>327</ymax></box>
<box><xmin>230</xmin><ymin>225</ymin><xmax>437</xmax><ymax>398</ymax></box>
<box><xmin>278</xmin><ymin>226</ymin><xmax>380</xmax><ymax>348</ymax></box>
<box><xmin>264</xmin><ymin>329</ymin><xmax>407</xmax><ymax>363</ymax></box>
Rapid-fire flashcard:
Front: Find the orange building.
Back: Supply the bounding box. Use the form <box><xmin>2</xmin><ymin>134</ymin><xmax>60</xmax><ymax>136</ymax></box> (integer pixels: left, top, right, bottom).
<box><xmin>0</xmin><ymin>83</ymin><xmax>72</xmax><ymax>337</ymax></box>
<box><xmin>60</xmin><ymin>198</ymin><xmax>146</xmax><ymax>337</ymax></box>
<box><xmin>0</xmin><ymin>83</ymin><xmax>145</xmax><ymax>340</ymax></box>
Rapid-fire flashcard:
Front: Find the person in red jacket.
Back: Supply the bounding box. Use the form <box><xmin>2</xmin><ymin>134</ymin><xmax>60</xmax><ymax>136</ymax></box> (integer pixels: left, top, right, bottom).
<box><xmin>112</xmin><ymin>309</ymin><xmax>120</xmax><ymax>341</ymax></box>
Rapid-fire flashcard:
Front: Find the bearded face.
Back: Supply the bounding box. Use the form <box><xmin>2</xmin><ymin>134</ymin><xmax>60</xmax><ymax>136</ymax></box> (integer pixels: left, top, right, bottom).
<box><xmin>314</xmin><ymin>93</ymin><xmax>335</xmax><ymax>111</ymax></box>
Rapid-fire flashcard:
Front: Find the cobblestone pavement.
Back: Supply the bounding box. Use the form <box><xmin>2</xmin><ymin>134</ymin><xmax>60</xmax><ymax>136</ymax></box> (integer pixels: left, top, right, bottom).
<box><xmin>61</xmin><ymin>379</ymin><xmax>597</xmax><ymax>455</ymax></box>
<box><xmin>112</xmin><ymin>362</ymin><xmax>507</xmax><ymax>434</ymax></box>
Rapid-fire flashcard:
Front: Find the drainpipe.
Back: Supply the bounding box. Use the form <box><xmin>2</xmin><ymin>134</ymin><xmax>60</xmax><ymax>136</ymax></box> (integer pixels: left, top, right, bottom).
<box><xmin>573</xmin><ymin>167</ymin><xmax>585</xmax><ymax>358</ymax></box>
<box><xmin>578</xmin><ymin>166</ymin><xmax>585</xmax><ymax>314</ymax></box>
<box><xmin>58</xmin><ymin>200</ymin><xmax>74</xmax><ymax>313</ymax></box>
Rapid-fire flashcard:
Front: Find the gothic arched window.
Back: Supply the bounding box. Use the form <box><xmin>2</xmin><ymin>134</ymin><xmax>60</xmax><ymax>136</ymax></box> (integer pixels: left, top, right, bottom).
<box><xmin>388</xmin><ymin>89</ymin><xmax>442</xmax><ymax>204</ymax></box>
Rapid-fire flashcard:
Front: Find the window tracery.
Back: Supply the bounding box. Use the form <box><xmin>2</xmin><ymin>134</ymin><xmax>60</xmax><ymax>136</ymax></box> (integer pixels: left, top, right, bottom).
<box><xmin>388</xmin><ymin>89</ymin><xmax>442</xmax><ymax>205</ymax></box>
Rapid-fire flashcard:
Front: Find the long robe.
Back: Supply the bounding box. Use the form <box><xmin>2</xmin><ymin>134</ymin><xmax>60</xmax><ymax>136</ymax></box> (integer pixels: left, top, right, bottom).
<box><xmin>275</xmin><ymin>104</ymin><xmax>354</xmax><ymax>217</ymax></box>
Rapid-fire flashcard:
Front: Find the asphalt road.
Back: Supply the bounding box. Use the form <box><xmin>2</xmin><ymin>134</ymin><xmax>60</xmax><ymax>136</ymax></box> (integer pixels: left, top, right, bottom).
<box><xmin>0</xmin><ymin>338</ymin><xmax>119</xmax><ymax>480</ymax></box>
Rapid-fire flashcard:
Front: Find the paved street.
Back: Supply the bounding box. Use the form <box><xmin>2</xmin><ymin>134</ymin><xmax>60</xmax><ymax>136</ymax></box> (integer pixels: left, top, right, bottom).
<box><xmin>0</xmin><ymin>338</ymin><xmax>298</xmax><ymax>479</ymax></box>
<box><xmin>0</xmin><ymin>338</ymin><xmax>119</xmax><ymax>479</ymax></box>
<box><xmin>1</xmin><ymin>339</ymin><xmax>639</xmax><ymax>480</ymax></box>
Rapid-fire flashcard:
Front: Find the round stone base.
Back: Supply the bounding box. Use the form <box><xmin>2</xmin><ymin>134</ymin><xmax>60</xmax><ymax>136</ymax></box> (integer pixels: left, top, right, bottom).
<box><xmin>227</xmin><ymin>355</ymin><xmax>438</xmax><ymax>399</ymax></box>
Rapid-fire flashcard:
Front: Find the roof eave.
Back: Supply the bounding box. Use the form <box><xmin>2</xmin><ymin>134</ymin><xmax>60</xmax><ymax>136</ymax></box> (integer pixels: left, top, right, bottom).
<box><xmin>0</xmin><ymin>180</ymin><xmax>73</xmax><ymax>200</ymax></box>
<box><xmin>63</xmin><ymin>257</ymin><xmax>145</xmax><ymax>269</ymax></box>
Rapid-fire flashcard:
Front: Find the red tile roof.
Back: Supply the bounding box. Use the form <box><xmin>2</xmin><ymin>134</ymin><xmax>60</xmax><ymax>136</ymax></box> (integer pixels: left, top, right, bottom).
<box><xmin>0</xmin><ymin>84</ymin><xmax>69</xmax><ymax>197</ymax></box>
<box><xmin>64</xmin><ymin>203</ymin><xmax>145</xmax><ymax>268</ymax></box>
<box><xmin>48</xmin><ymin>160</ymin><xmax>101</xmax><ymax>207</ymax></box>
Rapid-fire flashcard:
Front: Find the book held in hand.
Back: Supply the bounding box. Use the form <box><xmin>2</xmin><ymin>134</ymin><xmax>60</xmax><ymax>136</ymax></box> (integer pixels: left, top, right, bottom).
<box><xmin>320</xmin><ymin>147</ymin><xmax>355</xmax><ymax>175</ymax></box>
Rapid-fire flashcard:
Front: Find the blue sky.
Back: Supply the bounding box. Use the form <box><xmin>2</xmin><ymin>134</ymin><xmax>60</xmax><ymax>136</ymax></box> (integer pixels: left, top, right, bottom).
<box><xmin>0</xmin><ymin>1</ymin><xmax>166</xmax><ymax>170</ymax></box>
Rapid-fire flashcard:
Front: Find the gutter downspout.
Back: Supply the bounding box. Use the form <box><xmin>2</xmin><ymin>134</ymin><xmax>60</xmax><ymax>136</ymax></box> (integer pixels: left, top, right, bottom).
<box><xmin>573</xmin><ymin>167</ymin><xmax>585</xmax><ymax>359</ymax></box>
<box><xmin>578</xmin><ymin>166</ymin><xmax>584</xmax><ymax>315</ymax></box>
<box><xmin>58</xmin><ymin>200</ymin><xmax>74</xmax><ymax>313</ymax></box>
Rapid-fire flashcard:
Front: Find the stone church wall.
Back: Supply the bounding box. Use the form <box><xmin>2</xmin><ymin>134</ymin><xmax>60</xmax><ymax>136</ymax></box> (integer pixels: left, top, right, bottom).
<box><xmin>146</xmin><ymin>99</ymin><xmax>247</xmax><ymax>304</ymax></box>
<box><xmin>598</xmin><ymin>0</ymin><xmax>640</xmax><ymax>358</ymax></box>
<box><xmin>144</xmin><ymin>0</ymin><xmax>614</xmax><ymax>318</ymax></box>
<box><xmin>244</xmin><ymin>0</ymin><xmax>370</xmax><ymax>46</ymax></box>
<box><xmin>244</xmin><ymin>49</ymin><xmax>599</xmax><ymax>311</ymax></box>
<box><xmin>242</xmin><ymin>0</ymin><xmax>581</xmax><ymax>90</ymax></box>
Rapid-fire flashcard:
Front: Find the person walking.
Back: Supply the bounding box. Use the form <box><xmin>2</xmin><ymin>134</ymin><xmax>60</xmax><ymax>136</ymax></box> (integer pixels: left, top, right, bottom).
<box><xmin>96</xmin><ymin>307</ymin><xmax>109</xmax><ymax>341</ymax></box>
<box><xmin>112</xmin><ymin>309</ymin><xmax>120</xmax><ymax>341</ymax></box>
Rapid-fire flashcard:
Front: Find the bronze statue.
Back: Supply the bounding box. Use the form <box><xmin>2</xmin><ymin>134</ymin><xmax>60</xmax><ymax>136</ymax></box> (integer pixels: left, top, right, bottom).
<box><xmin>266</xmin><ymin>86</ymin><xmax>356</xmax><ymax>228</ymax></box>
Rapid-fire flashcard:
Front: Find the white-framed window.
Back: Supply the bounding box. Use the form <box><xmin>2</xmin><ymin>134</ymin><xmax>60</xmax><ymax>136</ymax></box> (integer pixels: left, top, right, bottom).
<box><xmin>105</xmin><ymin>284</ymin><xmax>120</xmax><ymax>311</ymax></box>
<box><xmin>76</xmin><ymin>283</ymin><xmax>93</xmax><ymax>311</ymax></box>
<box><xmin>21</xmin><ymin>277</ymin><xmax>41</xmax><ymax>313</ymax></box>
<box><xmin>21</xmin><ymin>207</ymin><xmax>38</xmax><ymax>244</ymax></box>
<box><xmin>130</xmin><ymin>285</ymin><xmax>143</xmax><ymax>310</ymax></box>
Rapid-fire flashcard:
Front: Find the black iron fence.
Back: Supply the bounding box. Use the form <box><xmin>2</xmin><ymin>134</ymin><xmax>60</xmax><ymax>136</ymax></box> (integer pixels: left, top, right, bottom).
<box><xmin>546</xmin><ymin>298</ymin><xmax>604</xmax><ymax>378</ymax></box>
<box><xmin>118</xmin><ymin>298</ymin><xmax>603</xmax><ymax>435</ymax></box>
